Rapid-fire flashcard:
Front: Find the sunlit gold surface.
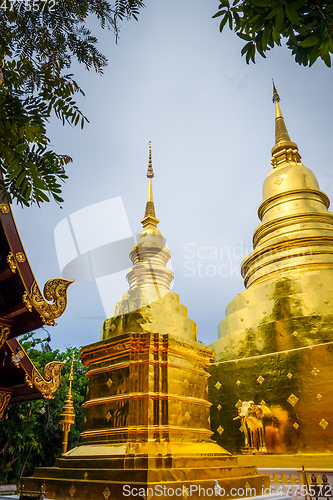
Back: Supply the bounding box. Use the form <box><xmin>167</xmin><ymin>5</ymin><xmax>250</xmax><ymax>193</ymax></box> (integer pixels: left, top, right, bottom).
<box><xmin>23</xmin><ymin>145</ymin><xmax>269</xmax><ymax>499</ymax></box>
<box><xmin>210</xmin><ymin>86</ymin><xmax>333</xmax><ymax>456</ymax></box>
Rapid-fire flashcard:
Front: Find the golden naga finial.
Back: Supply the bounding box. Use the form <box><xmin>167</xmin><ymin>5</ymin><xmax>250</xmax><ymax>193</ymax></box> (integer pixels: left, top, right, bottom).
<box><xmin>59</xmin><ymin>356</ymin><xmax>76</xmax><ymax>455</ymax></box>
<box><xmin>141</xmin><ymin>142</ymin><xmax>159</xmax><ymax>228</ymax></box>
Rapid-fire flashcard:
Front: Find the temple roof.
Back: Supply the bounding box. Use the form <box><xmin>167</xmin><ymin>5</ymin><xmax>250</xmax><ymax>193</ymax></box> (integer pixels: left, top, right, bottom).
<box><xmin>0</xmin><ymin>195</ymin><xmax>72</xmax><ymax>404</ymax></box>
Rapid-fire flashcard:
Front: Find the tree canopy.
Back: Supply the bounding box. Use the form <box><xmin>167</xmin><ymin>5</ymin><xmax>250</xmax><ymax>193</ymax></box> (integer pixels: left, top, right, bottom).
<box><xmin>213</xmin><ymin>0</ymin><xmax>333</xmax><ymax>67</ymax></box>
<box><xmin>0</xmin><ymin>336</ymin><xmax>87</xmax><ymax>485</ymax></box>
<box><xmin>0</xmin><ymin>0</ymin><xmax>144</xmax><ymax>206</ymax></box>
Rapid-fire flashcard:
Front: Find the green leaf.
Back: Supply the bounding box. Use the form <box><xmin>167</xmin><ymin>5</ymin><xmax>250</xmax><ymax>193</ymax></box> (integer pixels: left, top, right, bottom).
<box><xmin>299</xmin><ymin>36</ymin><xmax>318</xmax><ymax>47</ymax></box>
<box><xmin>285</xmin><ymin>4</ymin><xmax>300</xmax><ymax>25</ymax></box>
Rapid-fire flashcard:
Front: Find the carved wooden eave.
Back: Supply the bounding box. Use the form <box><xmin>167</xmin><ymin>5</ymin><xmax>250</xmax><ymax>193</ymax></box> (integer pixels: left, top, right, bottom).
<box><xmin>0</xmin><ymin>337</ymin><xmax>64</xmax><ymax>403</ymax></box>
<box><xmin>0</xmin><ymin>200</ymin><xmax>73</xmax><ymax>338</ymax></box>
<box><xmin>0</xmin><ymin>194</ymin><xmax>73</xmax><ymax>410</ymax></box>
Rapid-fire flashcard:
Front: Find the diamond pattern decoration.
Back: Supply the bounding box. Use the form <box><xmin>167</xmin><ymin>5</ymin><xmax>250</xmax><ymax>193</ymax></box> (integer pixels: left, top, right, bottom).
<box><xmin>110</xmin><ymin>324</ymin><xmax>116</xmax><ymax>331</ymax></box>
<box><xmin>257</xmin><ymin>375</ymin><xmax>265</xmax><ymax>385</ymax></box>
<box><xmin>319</xmin><ymin>419</ymin><xmax>329</xmax><ymax>430</ymax></box>
<box><xmin>258</xmin><ymin>337</ymin><xmax>263</xmax><ymax>343</ymax></box>
<box><xmin>69</xmin><ymin>485</ymin><xmax>76</xmax><ymax>497</ymax></box>
<box><xmin>106</xmin><ymin>411</ymin><xmax>112</xmax><ymax>422</ymax></box>
<box><xmin>217</xmin><ymin>425</ymin><xmax>224</xmax><ymax>435</ymax></box>
<box><xmin>311</xmin><ymin>367</ymin><xmax>320</xmax><ymax>376</ymax></box>
<box><xmin>84</xmin><ymin>416</ymin><xmax>87</xmax><ymax>424</ymax></box>
<box><xmin>148</xmin><ymin>409</ymin><xmax>151</xmax><ymax>419</ymax></box>
<box><xmin>287</xmin><ymin>372</ymin><xmax>293</xmax><ymax>379</ymax></box>
<box><xmin>183</xmin><ymin>325</ymin><xmax>188</xmax><ymax>332</ymax></box>
<box><xmin>260</xmin><ymin>400</ymin><xmax>266</xmax><ymax>406</ymax></box>
<box><xmin>217</xmin><ymin>404</ymin><xmax>222</xmax><ymax>411</ymax></box>
<box><xmin>287</xmin><ymin>393</ymin><xmax>299</xmax><ymax>407</ymax></box>
<box><xmin>292</xmin><ymin>331</ymin><xmax>298</xmax><ymax>337</ymax></box>
<box><xmin>215</xmin><ymin>381</ymin><xmax>222</xmax><ymax>390</ymax></box>
<box><xmin>207</xmin><ymin>416</ymin><xmax>211</xmax><ymax>423</ymax></box>
<box><xmin>324</xmin><ymin>300</ymin><xmax>329</xmax><ymax>305</ymax></box>
<box><xmin>316</xmin><ymin>394</ymin><xmax>323</xmax><ymax>401</ymax></box>
<box><xmin>106</xmin><ymin>378</ymin><xmax>113</xmax><ymax>388</ymax></box>
<box><xmin>236</xmin><ymin>380</ymin><xmax>241</xmax><ymax>386</ymax></box>
<box><xmin>293</xmin><ymin>422</ymin><xmax>299</xmax><ymax>430</ymax></box>
<box><xmin>274</xmin><ymin>177</ymin><xmax>283</xmax><ymax>185</ymax></box>
<box><xmin>235</xmin><ymin>399</ymin><xmax>242</xmax><ymax>409</ymax></box>
<box><xmin>185</xmin><ymin>412</ymin><xmax>191</xmax><ymax>421</ymax></box>
<box><xmin>103</xmin><ymin>487</ymin><xmax>111</xmax><ymax>500</ymax></box>
<box><xmin>245</xmin><ymin>482</ymin><xmax>251</xmax><ymax>490</ymax></box>
<box><xmin>184</xmin><ymin>378</ymin><xmax>190</xmax><ymax>388</ymax></box>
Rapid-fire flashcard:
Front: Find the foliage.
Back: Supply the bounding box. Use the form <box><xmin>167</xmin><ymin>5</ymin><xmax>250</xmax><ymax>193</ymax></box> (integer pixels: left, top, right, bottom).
<box><xmin>0</xmin><ymin>0</ymin><xmax>144</xmax><ymax>206</ymax></box>
<box><xmin>0</xmin><ymin>337</ymin><xmax>87</xmax><ymax>485</ymax></box>
<box><xmin>213</xmin><ymin>0</ymin><xmax>333</xmax><ymax>67</ymax></box>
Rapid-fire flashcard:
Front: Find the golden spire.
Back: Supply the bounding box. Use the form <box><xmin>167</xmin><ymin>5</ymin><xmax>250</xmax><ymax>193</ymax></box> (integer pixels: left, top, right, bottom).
<box><xmin>141</xmin><ymin>142</ymin><xmax>160</xmax><ymax>229</ymax></box>
<box><xmin>271</xmin><ymin>82</ymin><xmax>301</xmax><ymax>167</ymax></box>
<box><xmin>59</xmin><ymin>356</ymin><xmax>75</xmax><ymax>455</ymax></box>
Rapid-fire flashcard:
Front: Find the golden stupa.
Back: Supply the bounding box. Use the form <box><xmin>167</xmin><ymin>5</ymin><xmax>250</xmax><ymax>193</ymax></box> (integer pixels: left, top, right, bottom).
<box><xmin>23</xmin><ymin>144</ymin><xmax>269</xmax><ymax>499</ymax></box>
<box><xmin>209</xmin><ymin>85</ymin><xmax>333</xmax><ymax>459</ymax></box>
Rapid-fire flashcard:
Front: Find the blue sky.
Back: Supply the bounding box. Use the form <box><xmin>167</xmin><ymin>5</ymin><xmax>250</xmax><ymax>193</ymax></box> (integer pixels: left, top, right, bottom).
<box><xmin>12</xmin><ymin>0</ymin><xmax>333</xmax><ymax>350</ymax></box>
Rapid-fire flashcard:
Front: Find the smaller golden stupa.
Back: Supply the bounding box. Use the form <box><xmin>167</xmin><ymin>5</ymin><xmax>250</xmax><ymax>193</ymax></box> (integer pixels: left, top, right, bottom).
<box><xmin>23</xmin><ymin>143</ymin><xmax>269</xmax><ymax>499</ymax></box>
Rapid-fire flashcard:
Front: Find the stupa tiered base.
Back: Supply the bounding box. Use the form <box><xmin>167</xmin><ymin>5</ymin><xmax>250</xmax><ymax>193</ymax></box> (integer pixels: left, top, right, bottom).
<box><xmin>22</xmin><ymin>325</ymin><xmax>270</xmax><ymax>499</ymax></box>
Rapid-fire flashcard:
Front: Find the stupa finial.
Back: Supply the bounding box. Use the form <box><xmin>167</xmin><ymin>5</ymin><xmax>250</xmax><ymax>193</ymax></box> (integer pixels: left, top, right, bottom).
<box><xmin>141</xmin><ymin>142</ymin><xmax>160</xmax><ymax>228</ymax></box>
<box><xmin>271</xmin><ymin>83</ymin><xmax>301</xmax><ymax>167</ymax></box>
<box><xmin>272</xmin><ymin>81</ymin><xmax>291</xmax><ymax>144</ymax></box>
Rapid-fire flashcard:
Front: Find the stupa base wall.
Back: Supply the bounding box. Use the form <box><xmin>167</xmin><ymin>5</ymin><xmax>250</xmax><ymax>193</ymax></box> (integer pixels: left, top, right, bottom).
<box><xmin>21</xmin><ymin>460</ymin><xmax>270</xmax><ymax>500</ymax></box>
<box><xmin>209</xmin><ymin>342</ymin><xmax>333</xmax><ymax>455</ymax></box>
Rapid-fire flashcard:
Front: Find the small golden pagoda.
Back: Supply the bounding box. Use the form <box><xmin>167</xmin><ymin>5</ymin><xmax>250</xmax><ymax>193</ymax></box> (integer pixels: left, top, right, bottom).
<box><xmin>23</xmin><ymin>144</ymin><xmax>269</xmax><ymax>499</ymax></box>
<box><xmin>209</xmin><ymin>85</ymin><xmax>333</xmax><ymax>458</ymax></box>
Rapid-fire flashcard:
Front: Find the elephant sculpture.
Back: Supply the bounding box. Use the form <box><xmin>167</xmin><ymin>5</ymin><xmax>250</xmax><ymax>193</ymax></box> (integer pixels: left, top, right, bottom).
<box><xmin>233</xmin><ymin>401</ymin><xmax>273</xmax><ymax>454</ymax></box>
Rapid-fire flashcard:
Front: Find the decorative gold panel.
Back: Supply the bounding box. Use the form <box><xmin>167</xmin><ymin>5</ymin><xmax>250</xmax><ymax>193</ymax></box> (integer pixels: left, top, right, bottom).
<box><xmin>7</xmin><ymin>252</ymin><xmax>16</xmax><ymax>273</ymax></box>
<box><xmin>217</xmin><ymin>425</ymin><xmax>224</xmax><ymax>435</ymax></box>
<box><xmin>293</xmin><ymin>422</ymin><xmax>299</xmax><ymax>429</ymax></box>
<box><xmin>319</xmin><ymin>418</ymin><xmax>329</xmax><ymax>430</ymax></box>
<box><xmin>103</xmin><ymin>487</ymin><xmax>111</xmax><ymax>500</ymax></box>
<box><xmin>217</xmin><ymin>404</ymin><xmax>222</xmax><ymax>410</ymax></box>
<box><xmin>0</xmin><ymin>392</ymin><xmax>11</xmax><ymax>420</ymax></box>
<box><xmin>287</xmin><ymin>372</ymin><xmax>293</xmax><ymax>379</ymax></box>
<box><xmin>11</xmin><ymin>349</ymin><xmax>24</xmax><ymax>367</ymax></box>
<box><xmin>215</xmin><ymin>381</ymin><xmax>221</xmax><ymax>390</ymax></box>
<box><xmin>0</xmin><ymin>203</ymin><xmax>10</xmax><ymax>214</ymax></box>
<box><xmin>257</xmin><ymin>375</ymin><xmax>264</xmax><ymax>385</ymax></box>
<box><xmin>287</xmin><ymin>393</ymin><xmax>299</xmax><ymax>407</ymax></box>
<box><xmin>15</xmin><ymin>252</ymin><xmax>25</xmax><ymax>263</ymax></box>
<box><xmin>106</xmin><ymin>379</ymin><xmax>113</xmax><ymax>388</ymax></box>
<box><xmin>0</xmin><ymin>326</ymin><xmax>10</xmax><ymax>349</ymax></box>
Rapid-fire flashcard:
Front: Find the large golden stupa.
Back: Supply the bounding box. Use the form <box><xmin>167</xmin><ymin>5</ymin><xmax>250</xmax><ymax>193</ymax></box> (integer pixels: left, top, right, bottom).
<box><xmin>23</xmin><ymin>145</ymin><xmax>269</xmax><ymax>499</ymax></box>
<box><xmin>209</xmin><ymin>85</ymin><xmax>333</xmax><ymax>459</ymax></box>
